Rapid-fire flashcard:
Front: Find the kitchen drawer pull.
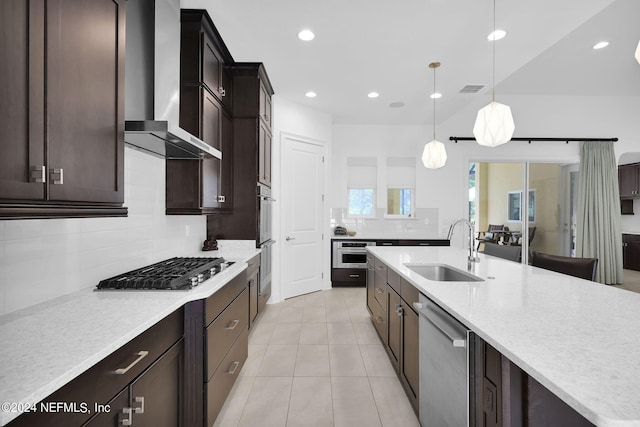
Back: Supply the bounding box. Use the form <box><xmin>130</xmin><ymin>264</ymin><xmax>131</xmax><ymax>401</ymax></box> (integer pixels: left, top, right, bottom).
<box><xmin>115</xmin><ymin>350</ymin><xmax>149</xmax><ymax>375</ymax></box>
<box><xmin>349</xmin><ymin>274</ymin><xmax>360</xmax><ymax>278</ymax></box>
<box><xmin>376</xmin><ymin>265</ymin><xmax>385</xmax><ymax>270</ymax></box>
<box><xmin>133</xmin><ymin>396</ymin><xmax>145</xmax><ymax>414</ymax></box>
<box><xmin>226</xmin><ymin>319</ymin><xmax>240</xmax><ymax>330</ymax></box>
<box><xmin>121</xmin><ymin>407</ymin><xmax>132</xmax><ymax>425</ymax></box>
<box><xmin>227</xmin><ymin>361</ymin><xmax>240</xmax><ymax>375</ymax></box>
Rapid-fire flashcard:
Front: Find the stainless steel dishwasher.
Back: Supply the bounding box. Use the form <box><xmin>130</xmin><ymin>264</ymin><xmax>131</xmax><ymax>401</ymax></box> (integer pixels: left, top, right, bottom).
<box><xmin>414</xmin><ymin>294</ymin><xmax>475</xmax><ymax>427</ymax></box>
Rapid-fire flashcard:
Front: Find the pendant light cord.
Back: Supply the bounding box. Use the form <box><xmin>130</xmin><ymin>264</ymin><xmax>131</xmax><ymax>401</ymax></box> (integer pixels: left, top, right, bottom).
<box><xmin>433</xmin><ymin>65</ymin><xmax>436</xmax><ymax>140</ymax></box>
<box><xmin>492</xmin><ymin>0</ymin><xmax>496</xmax><ymax>102</ymax></box>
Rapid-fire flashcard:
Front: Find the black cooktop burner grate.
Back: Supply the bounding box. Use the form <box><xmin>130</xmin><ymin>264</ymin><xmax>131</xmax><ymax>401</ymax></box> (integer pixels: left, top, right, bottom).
<box><xmin>96</xmin><ymin>257</ymin><xmax>233</xmax><ymax>290</ymax></box>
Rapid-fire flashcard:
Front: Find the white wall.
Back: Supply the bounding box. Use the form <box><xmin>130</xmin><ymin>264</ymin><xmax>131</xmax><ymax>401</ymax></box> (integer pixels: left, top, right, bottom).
<box><xmin>0</xmin><ymin>147</ymin><xmax>206</xmax><ymax>315</ymax></box>
<box><xmin>331</xmin><ymin>93</ymin><xmax>640</xmax><ymax>247</ymax></box>
<box><xmin>271</xmin><ymin>96</ymin><xmax>333</xmax><ymax>303</ymax></box>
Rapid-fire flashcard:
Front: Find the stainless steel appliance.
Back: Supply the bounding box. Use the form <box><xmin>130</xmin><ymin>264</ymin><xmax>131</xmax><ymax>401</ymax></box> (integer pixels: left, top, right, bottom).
<box><xmin>258</xmin><ymin>184</ymin><xmax>273</xmax><ymax>244</ymax></box>
<box><xmin>332</xmin><ymin>241</ymin><xmax>376</xmax><ymax>269</ymax></box>
<box><xmin>124</xmin><ymin>0</ymin><xmax>221</xmax><ymax>159</ymax></box>
<box><xmin>257</xmin><ymin>183</ymin><xmax>274</xmax><ymax>298</ymax></box>
<box><xmin>414</xmin><ymin>294</ymin><xmax>475</xmax><ymax>427</ymax></box>
<box><xmin>96</xmin><ymin>257</ymin><xmax>233</xmax><ymax>290</ymax></box>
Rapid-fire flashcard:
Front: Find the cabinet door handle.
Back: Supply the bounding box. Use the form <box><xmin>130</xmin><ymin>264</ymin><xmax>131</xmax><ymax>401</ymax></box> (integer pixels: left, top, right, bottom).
<box><xmin>115</xmin><ymin>350</ymin><xmax>149</xmax><ymax>375</ymax></box>
<box><xmin>217</xmin><ymin>195</ymin><xmax>226</xmax><ymax>202</ymax></box>
<box><xmin>248</xmin><ymin>279</ymin><xmax>255</xmax><ymax>288</ymax></box>
<box><xmin>396</xmin><ymin>305</ymin><xmax>404</xmax><ymax>316</ymax></box>
<box><xmin>376</xmin><ymin>287</ymin><xmax>383</xmax><ymax>294</ymax></box>
<box><xmin>376</xmin><ymin>316</ymin><xmax>384</xmax><ymax>324</ymax></box>
<box><xmin>121</xmin><ymin>407</ymin><xmax>133</xmax><ymax>425</ymax></box>
<box><xmin>227</xmin><ymin>361</ymin><xmax>240</xmax><ymax>375</ymax></box>
<box><xmin>133</xmin><ymin>396</ymin><xmax>145</xmax><ymax>414</ymax></box>
<box><xmin>218</xmin><ymin>86</ymin><xmax>226</xmax><ymax>97</ymax></box>
<box><xmin>226</xmin><ymin>319</ymin><xmax>240</xmax><ymax>330</ymax></box>
<box><xmin>30</xmin><ymin>165</ymin><xmax>46</xmax><ymax>183</ymax></box>
<box><xmin>50</xmin><ymin>168</ymin><xmax>63</xmax><ymax>185</ymax></box>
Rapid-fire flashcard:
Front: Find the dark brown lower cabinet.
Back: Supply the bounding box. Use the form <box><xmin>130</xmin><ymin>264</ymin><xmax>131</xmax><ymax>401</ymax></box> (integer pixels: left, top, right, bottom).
<box><xmin>83</xmin><ymin>339</ymin><xmax>184</xmax><ymax>427</ymax></box>
<box><xmin>623</xmin><ymin>234</ymin><xmax>640</xmax><ymax>271</ymax></box>
<box><xmin>7</xmin><ymin>309</ymin><xmax>184</xmax><ymax>427</ymax></box>
<box><xmin>184</xmin><ymin>270</ymin><xmax>248</xmax><ymax>427</ymax></box>
<box><xmin>386</xmin><ymin>282</ymin><xmax>419</xmax><ymax>414</ymax></box>
<box><xmin>475</xmin><ymin>339</ymin><xmax>595</xmax><ymax>427</ymax></box>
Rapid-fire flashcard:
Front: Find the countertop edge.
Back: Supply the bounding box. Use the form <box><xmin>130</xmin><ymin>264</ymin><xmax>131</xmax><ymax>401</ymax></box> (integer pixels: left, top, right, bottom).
<box><xmin>0</xmin><ymin>248</ymin><xmax>259</xmax><ymax>426</ymax></box>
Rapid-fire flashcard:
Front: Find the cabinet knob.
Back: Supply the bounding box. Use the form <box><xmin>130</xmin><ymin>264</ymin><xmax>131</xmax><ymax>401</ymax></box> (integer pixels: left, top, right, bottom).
<box><xmin>218</xmin><ymin>86</ymin><xmax>226</xmax><ymax>97</ymax></box>
<box><xmin>133</xmin><ymin>396</ymin><xmax>145</xmax><ymax>414</ymax></box>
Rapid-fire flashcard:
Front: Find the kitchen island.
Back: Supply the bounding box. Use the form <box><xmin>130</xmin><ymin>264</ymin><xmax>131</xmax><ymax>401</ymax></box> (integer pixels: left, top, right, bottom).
<box><xmin>0</xmin><ymin>243</ymin><xmax>260</xmax><ymax>426</ymax></box>
<box><xmin>369</xmin><ymin>246</ymin><xmax>640</xmax><ymax>427</ymax></box>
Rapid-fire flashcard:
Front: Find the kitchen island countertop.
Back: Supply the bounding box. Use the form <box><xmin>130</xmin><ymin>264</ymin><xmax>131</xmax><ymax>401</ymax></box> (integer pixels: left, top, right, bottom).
<box><xmin>0</xmin><ymin>243</ymin><xmax>260</xmax><ymax>426</ymax></box>
<box><xmin>369</xmin><ymin>246</ymin><xmax>640</xmax><ymax>427</ymax></box>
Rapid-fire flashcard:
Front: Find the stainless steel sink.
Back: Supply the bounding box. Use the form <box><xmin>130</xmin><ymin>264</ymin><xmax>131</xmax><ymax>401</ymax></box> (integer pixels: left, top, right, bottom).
<box><xmin>404</xmin><ymin>263</ymin><xmax>484</xmax><ymax>282</ymax></box>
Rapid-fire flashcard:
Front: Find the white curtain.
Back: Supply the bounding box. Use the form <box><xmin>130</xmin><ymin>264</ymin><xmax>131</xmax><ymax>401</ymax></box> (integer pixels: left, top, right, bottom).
<box><xmin>576</xmin><ymin>141</ymin><xmax>623</xmax><ymax>284</ymax></box>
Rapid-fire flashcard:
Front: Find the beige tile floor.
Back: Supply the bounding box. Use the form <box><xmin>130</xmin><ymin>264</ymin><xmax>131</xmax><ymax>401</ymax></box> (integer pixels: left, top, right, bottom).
<box><xmin>213</xmin><ymin>287</ymin><xmax>421</xmax><ymax>427</ymax></box>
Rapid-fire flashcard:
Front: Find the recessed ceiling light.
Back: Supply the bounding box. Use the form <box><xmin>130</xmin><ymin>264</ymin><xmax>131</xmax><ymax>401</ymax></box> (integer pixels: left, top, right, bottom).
<box><xmin>430</xmin><ymin>93</ymin><xmax>442</xmax><ymax>99</ymax></box>
<box><xmin>298</xmin><ymin>30</ymin><xmax>315</xmax><ymax>41</ymax></box>
<box><xmin>487</xmin><ymin>30</ymin><xmax>507</xmax><ymax>41</ymax></box>
<box><xmin>593</xmin><ymin>41</ymin><xmax>609</xmax><ymax>50</ymax></box>
<box><xmin>368</xmin><ymin>92</ymin><xmax>379</xmax><ymax>98</ymax></box>
<box><xmin>305</xmin><ymin>91</ymin><xmax>317</xmax><ymax>98</ymax></box>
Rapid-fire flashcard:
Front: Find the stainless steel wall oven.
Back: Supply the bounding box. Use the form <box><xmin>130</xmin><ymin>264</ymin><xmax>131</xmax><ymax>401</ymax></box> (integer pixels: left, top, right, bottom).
<box><xmin>332</xmin><ymin>241</ymin><xmax>376</xmax><ymax>269</ymax></box>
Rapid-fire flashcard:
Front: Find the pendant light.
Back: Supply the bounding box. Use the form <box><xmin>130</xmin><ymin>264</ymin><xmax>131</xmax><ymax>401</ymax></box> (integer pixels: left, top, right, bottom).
<box><xmin>422</xmin><ymin>62</ymin><xmax>447</xmax><ymax>169</ymax></box>
<box><xmin>473</xmin><ymin>0</ymin><xmax>515</xmax><ymax>147</ymax></box>
<box><xmin>635</xmin><ymin>40</ymin><xmax>640</xmax><ymax>65</ymax></box>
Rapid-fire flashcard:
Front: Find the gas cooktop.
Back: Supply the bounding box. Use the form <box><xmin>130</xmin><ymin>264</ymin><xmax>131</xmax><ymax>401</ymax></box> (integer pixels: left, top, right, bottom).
<box><xmin>96</xmin><ymin>257</ymin><xmax>234</xmax><ymax>290</ymax></box>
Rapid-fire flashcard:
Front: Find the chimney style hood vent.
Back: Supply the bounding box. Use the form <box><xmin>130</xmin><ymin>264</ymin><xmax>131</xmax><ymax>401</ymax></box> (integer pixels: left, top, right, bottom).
<box><xmin>124</xmin><ymin>0</ymin><xmax>221</xmax><ymax>160</ymax></box>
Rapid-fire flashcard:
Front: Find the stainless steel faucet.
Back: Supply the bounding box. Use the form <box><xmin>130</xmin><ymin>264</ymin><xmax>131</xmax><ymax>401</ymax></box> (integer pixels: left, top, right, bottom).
<box><xmin>447</xmin><ymin>219</ymin><xmax>480</xmax><ymax>269</ymax></box>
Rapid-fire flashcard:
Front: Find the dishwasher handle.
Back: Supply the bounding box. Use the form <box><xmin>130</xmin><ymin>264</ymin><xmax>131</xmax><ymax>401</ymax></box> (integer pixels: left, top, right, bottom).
<box><xmin>413</xmin><ymin>302</ymin><xmax>466</xmax><ymax>348</ymax></box>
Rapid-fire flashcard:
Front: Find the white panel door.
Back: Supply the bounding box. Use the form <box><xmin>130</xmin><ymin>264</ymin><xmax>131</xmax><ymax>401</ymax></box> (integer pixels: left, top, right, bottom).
<box><xmin>281</xmin><ymin>135</ymin><xmax>325</xmax><ymax>299</ymax></box>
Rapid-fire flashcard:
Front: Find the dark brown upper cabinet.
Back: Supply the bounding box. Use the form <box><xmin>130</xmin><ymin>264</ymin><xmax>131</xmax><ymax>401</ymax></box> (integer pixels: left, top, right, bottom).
<box><xmin>233</xmin><ymin>63</ymin><xmax>274</xmax><ymax>188</ymax></box>
<box><xmin>619</xmin><ymin>163</ymin><xmax>640</xmax><ymax>199</ymax></box>
<box><xmin>168</xmin><ymin>9</ymin><xmax>234</xmax><ymax>214</ymax></box>
<box><xmin>0</xmin><ymin>0</ymin><xmax>127</xmax><ymax>219</ymax></box>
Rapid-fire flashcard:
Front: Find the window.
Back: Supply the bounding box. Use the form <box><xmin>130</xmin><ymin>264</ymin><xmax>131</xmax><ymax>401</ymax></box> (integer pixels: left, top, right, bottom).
<box><xmin>387</xmin><ymin>188</ymin><xmax>414</xmax><ymax>216</ymax></box>
<box><xmin>347</xmin><ymin>157</ymin><xmax>377</xmax><ymax>217</ymax></box>
<box><xmin>386</xmin><ymin>157</ymin><xmax>415</xmax><ymax>218</ymax></box>
<box><xmin>348</xmin><ymin>188</ymin><xmax>375</xmax><ymax>215</ymax></box>
<box><xmin>508</xmin><ymin>190</ymin><xmax>536</xmax><ymax>222</ymax></box>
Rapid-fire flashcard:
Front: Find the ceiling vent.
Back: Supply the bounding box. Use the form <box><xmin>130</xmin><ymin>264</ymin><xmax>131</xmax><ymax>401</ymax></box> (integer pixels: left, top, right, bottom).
<box><xmin>459</xmin><ymin>85</ymin><xmax>485</xmax><ymax>94</ymax></box>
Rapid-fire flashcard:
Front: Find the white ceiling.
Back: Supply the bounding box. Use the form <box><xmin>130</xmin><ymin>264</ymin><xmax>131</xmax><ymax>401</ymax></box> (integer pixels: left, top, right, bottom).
<box><xmin>181</xmin><ymin>0</ymin><xmax>640</xmax><ymax>125</ymax></box>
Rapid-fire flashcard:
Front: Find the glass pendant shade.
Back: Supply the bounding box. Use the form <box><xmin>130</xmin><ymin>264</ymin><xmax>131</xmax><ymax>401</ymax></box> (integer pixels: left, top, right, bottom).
<box><xmin>635</xmin><ymin>40</ymin><xmax>640</xmax><ymax>64</ymax></box>
<box><xmin>473</xmin><ymin>101</ymin><xmax>515</xmax><ymax>147</ymax></box>
<box><xmin>422</xmin><ymin>139</ymin><xmax>447</xmax><ymax>169</ymax></box>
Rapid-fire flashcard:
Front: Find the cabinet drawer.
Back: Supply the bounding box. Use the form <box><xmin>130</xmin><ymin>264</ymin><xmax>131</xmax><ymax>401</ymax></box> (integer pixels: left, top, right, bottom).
<box><xmin>331</xmin><ymin>268</ymin><xmax>366</xmax><ymax>283</ymax></box>
<box><xmin>206</xmin><ymin>327</ymin><xmax>248</xmax><ymax>427</ymax></box>
<box><xmin>387</xmin><ymin>268</ymin><xmax>401</xmax><ymax>293</ymax></box>
<box><xmin>247</xmin><ymin>253</ymin><xmax>260</xmax><ymax>275</ymax></box>
<box><xmin>206</xmin><ymin>271</ymin><xmax>247</xmax><ymax>325</ymax></box>
<box><xmin>369</xmin><ymin>296</ymin><xmax>387</xmax><ymax>346</ymax></box>
<box><xmin>401</xmin><ymin>279</ymin><xmax>420</xmax><ymax>310</ymax></box>
<box><xmin>8</xmin><ymin>308</ymin><xmax>183</xmax><ymax>427</ymax></box>
<box><xmin>206</xmin><ymin>287</ymin><xmax>248</xmax><ymax>380</ymax></box>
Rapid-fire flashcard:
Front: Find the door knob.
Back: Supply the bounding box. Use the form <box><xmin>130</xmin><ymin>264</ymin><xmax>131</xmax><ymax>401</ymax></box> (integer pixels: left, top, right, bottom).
<box><xmin>286</xmin><ymin>236</ymin><xmax>296</xmax><ymax>241</ymax></box>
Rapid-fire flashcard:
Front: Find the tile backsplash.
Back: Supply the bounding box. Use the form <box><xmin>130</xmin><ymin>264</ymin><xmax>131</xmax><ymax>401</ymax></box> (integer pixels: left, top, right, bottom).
<box><xmin>330</xmin><ymin>207</ymin><xmax>440</xmax><ymax>237</ymax></box>
<box><xmin>0</xmin><ymin>147</ymin><xmax>206</xmax><ymax>315</ymax></box>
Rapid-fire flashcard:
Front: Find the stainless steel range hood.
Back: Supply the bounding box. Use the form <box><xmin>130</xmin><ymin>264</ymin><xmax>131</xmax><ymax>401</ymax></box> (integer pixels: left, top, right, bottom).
<box><xmin>124</xmin><ymin>0</ymin><xmax>221</xmax><ymax>159</ymax></box>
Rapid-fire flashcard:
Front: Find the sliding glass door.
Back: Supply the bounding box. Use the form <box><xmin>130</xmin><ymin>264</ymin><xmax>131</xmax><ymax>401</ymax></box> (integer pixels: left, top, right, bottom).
<box><xmin>469</xmin><ymin>161</ymin><xmax>579</xmax><ymax>263</ymax></box>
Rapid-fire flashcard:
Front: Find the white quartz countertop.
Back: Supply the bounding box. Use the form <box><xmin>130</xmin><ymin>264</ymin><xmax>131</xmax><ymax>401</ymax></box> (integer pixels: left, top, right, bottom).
<box><xmin>0</xmin><ymin>245</ymin><xmax>260</xmax><ymax>426</ymax></box>
<box><xmin>369</xmin><ymin>246</ymin><xmax>640</xmax><ymax>427</ymax></box>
